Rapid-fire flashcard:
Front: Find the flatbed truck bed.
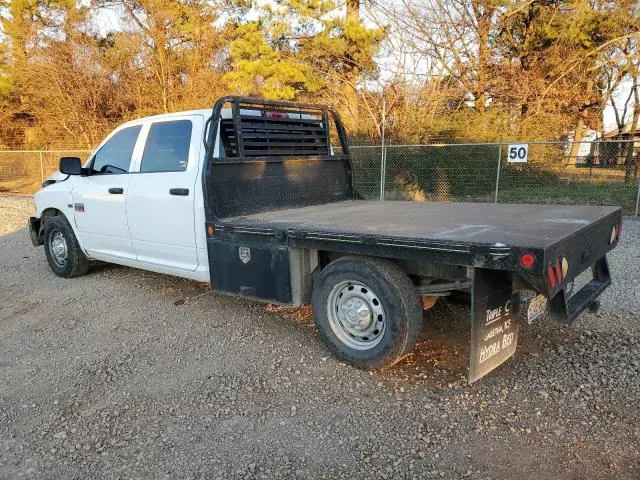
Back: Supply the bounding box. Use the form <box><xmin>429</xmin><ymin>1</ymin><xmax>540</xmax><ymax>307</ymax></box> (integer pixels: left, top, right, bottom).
<box><xmin>225</xmin><ymin>200</ymin><xmax>619</xmax><ymax>249</ymax></box>
<box><xmin>220</xmin><ymin>201</ymin><xmax>620</xmax><ymax>298</ymax></box>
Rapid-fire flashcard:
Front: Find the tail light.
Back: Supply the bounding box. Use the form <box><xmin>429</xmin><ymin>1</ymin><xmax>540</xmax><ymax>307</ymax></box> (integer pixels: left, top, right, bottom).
<box><xmin>610</xmin><ymin>222</ymin><xmax>622</xmax><ymax>244</ymax></box>
<box><xmin>554</xmin><ymin>260</ymin><xmax>562</xmax><ymax>283</ymax></box>
<box><xmin>547</xmin><ymin>265</ymin><xmax>556</xmax><ymax>288</ymax></box>
<box><xmin>548</xmin><ymin>257</ymin><xmax>569</xmax><ymax>289</ymax></box>
<box><xmin>519</xmin><ymin>252</ymin><xmax>536</xmax><ymax>269</ymax></box>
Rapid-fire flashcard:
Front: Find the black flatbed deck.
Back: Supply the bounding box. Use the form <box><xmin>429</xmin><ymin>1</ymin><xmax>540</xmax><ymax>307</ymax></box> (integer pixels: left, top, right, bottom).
<box><xmin>225</xmin><ymin>200</ymin><xmax>620</xmax><ymax>249</ymax></box>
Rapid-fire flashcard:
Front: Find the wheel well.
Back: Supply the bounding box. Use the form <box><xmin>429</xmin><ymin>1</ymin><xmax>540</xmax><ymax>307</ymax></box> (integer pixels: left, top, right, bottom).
<box><xmin>318</xmin><ymin>251</ymin><xmax>408</xmax><ymax>276</ymax></box>
<box><xmin>37</xmin><ymin>208</ymin><xmax>64</xmax><ymax>242</ymax></box>
<box><xmin>317</xmin><ymin>251</ymin><xmax>470</xmax><ymax>294</ymax></box>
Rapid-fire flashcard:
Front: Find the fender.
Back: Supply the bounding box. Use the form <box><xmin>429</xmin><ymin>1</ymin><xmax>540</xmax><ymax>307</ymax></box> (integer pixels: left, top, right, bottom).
<box><xmin>33</xmin><ymin>178</ymin><xmax>90</xmax><ymax>256</ymax></box>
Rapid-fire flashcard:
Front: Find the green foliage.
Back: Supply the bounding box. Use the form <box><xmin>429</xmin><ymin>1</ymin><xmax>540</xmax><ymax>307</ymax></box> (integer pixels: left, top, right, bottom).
<box><xmin>300</xmin><ymin>18</ymin><xmax>385</xmax><ymax>78</ymax></box>
<box><xmin>497</xmin><ymin>182</ymin><xmax>637</xmax><ymax>213</ymax></box>
<box><xmin>223</xmin><ymin>22</ymin><xmax>317</xmax><ymax>100</ymax></box>
<box><xmin>223</xmin><ymin>0</ymin><xmax>384</xmax><ymax>100</ymax></box>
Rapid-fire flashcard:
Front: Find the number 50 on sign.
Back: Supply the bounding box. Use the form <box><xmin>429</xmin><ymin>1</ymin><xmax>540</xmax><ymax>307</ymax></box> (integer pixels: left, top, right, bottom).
<box><xmin>507</xmin><ymin>144</ymin><xmax>528</xmax><ymax>163</ymax></box>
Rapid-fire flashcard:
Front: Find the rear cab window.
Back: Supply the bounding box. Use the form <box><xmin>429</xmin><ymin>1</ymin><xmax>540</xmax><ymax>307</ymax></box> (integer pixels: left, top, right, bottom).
<box><xmin>140</xmin><ymin>120</ymin><xmax>193</xmax><ymax>173</ymax></box>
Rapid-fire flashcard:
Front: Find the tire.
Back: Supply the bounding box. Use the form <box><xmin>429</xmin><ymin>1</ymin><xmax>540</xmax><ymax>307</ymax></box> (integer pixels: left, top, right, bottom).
<box><xmin>312</xmin><ymin>256</ymin><xmax>422</xmax><ymax>369</ymax></box>
<box><xmin>43</xmin><ymin>215</ymin><xmax>89</xmax><ymax>278</ymax></box>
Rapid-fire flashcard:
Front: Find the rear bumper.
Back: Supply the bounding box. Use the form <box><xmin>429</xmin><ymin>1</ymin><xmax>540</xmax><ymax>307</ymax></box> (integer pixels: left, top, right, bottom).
<box><xmin>514</xmin><ymin>208</ymin><xmax>620</xmax><ymax>324</ymax></box>
<box><xmin>28</xmin><ymin>216</ymin><xmax>42</xmax><ymax>246</ymax></box>
<box><xmin>548</xmin><ymin>256</ymin><xmax>610</xmax><ymax>323</ymax></box>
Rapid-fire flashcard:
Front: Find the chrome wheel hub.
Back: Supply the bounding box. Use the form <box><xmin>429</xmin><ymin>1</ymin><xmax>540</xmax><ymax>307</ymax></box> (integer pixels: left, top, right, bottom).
<box><xmin>327</xmin><ymin>281</ymin><xmax>385</xmax><ymax>350</ymax></box>
<box><xmin>49</xmin><ymin>230</ymin><xmax>68</xmax><ymax>267</ymax></box>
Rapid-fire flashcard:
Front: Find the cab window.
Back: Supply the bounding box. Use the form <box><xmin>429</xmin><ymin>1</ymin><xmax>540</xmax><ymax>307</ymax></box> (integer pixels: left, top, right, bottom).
<box><xmin>140</xmin><ymin>120</ymin><xmax>192</xmax><ymax>173</ymax></box>
<box><xmin>91</xmin><ymin>125</ymin><xmax>142</xmax><ymax>175</ymax></box>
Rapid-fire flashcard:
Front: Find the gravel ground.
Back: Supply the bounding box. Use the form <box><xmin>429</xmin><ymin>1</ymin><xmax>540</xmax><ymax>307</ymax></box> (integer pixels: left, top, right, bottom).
<box><xmin>1</xmin><ymin>196</ymin><xmax>639</xmax><ymax>480</ymax></box>
<box><xmin>0</xmin><ymin>194</ymin><xmax>33</xmax><ymax>234</ymax></box>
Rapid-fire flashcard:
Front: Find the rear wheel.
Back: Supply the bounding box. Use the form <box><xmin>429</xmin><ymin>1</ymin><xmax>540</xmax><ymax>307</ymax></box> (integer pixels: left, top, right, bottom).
<box><xmin>312</xmin><ymin>256</ymin><xmax>422</xmax><ymax>369</ymax></box>
<box><xmin>43</xmin><ymin>215</ymin><xmax>89</xmax><ymax>278</ymax></box>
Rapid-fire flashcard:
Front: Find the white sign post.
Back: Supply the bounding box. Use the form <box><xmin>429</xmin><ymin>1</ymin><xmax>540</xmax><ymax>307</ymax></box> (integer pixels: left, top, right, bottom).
<box><xmin>507</xmin><ymin>144</ymin><xmax>529</xmax><ymax>163</ymax></box>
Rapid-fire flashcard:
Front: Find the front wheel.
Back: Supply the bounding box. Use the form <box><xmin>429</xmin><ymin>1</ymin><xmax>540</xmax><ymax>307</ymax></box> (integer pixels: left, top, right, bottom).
<box><xmin>43</xmin><ymin>215</ymin><xmax>89</xmax><ymax>278</ymax></box>
<box><xmin>312</xmin><ymin>256</ymin><xmax>422</xmax><ymax>369</ymax></box>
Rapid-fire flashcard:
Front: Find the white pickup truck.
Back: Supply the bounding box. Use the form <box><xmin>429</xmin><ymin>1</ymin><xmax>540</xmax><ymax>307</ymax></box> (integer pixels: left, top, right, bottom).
<box><xmin>29</xmin><ymin>96</ymin><xmax>622</xmax><ymax>381</ymax></box>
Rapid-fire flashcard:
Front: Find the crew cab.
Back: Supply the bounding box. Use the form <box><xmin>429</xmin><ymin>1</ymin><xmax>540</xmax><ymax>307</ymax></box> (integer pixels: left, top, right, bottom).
<box><xmin>29</xmin><ymin>96</ymin><xmax>622</xmax><ymax>381</ymax></box>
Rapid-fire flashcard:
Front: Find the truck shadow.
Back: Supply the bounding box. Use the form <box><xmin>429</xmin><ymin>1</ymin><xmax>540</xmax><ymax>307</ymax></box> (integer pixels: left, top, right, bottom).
<box><xmin>382</xmin><ymin>300</ymin><xmax>471</xmax><ymax>384</ymax></box>
<box><xmin>269</xmin><ymin>298</ymin><xmax>472</xmax><ymax>386</ymax></box>
<box><xmin>39</xmin><ymin>252</ymin><xmax>581</xmax><ymax>388</ymax></box>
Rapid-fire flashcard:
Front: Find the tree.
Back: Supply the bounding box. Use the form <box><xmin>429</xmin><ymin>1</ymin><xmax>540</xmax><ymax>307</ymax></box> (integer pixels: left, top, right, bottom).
<box><xmin>605</xmin><ymin>37</ymin><xmax>639</xmax><ymax>180</ymax></box>
<box><xmin>0</xmin><ymin>0</ymin><xmax>637</xmax><ymax>150</ymax></box>
<box><xmin>102</xmin><ymin>0</ymin><xmax>235</xmax><ymax>114</ymax></box>
<box><xmin>375</xmin><ymin>0</ymin><xmax>639</xmax><ymax>145</ymax></box>
<box><xmin>223</xmin><ymin>21</ymin><xmax>316</xmax><ymax>100</ymax></box>
<box><xmin>221</xmin><ymin>0</ymin><xmax>385</xmax><ymax>136</ymax></box>
<box><xmin>0</xmin><ymin>0</ymin><xmax>112</xmax><ymax>147</ymax></box>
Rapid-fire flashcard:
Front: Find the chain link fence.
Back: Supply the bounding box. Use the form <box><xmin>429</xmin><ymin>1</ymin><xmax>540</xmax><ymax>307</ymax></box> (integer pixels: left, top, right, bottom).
<box><xmin>0</xmin><ymin>150</ymin><xmax>92</xmax><ymax>195</ymax></box>
<box><xmin>1</xmin><ymin>140</ymin><xmax>639</xmax><ymax>216</ymax></box>
<box><xmin>351</xmin><ymin>139</ymin><xmax>640</xmax><ymax>216</ymax></box>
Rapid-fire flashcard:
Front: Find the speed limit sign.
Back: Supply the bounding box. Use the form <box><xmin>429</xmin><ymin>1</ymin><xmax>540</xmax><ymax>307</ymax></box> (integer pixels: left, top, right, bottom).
<box><xmin>507</xmin><ymin>144</ymin><xmax>528</xmax><ymax>163</ymax></box>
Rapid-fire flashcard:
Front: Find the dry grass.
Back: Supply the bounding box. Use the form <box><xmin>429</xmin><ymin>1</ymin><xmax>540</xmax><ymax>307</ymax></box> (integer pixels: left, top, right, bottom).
<box><xmin>0</xmin><ymin>177</ymin><xmax>41</xmax><ymax>195</ymax></box>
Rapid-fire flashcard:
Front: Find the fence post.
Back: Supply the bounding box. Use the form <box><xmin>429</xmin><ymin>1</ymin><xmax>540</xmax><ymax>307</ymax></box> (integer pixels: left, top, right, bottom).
<box><xmin>39</xmin><ymin>151</ymin><xmax>44</xmax><ymax>182</ymax></box>
<box><xmin>379</xmin><ymin>144</ymin><xmax>387</xmax><ymax>201</ymax></box>
<box><xmin>379</xmin><ymin>98</ymin><xmax>386</xmax><ymax>201</ymax></box>
<box><xmin>635</xmin><ymin>178</ymin><xmax>640</xmax><ymax>217</ymax></box>
<box><xmin>493</xmin><ymin>142</ymin><xmax>502</xmax><ymax>203</ymax></box>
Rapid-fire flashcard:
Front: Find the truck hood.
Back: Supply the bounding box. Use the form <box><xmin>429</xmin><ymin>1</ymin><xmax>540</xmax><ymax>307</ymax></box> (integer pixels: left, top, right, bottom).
<box><xmin>42</xmin><ymin>171</ymin><xmax>68</xmax><ymax>187</ymax></box>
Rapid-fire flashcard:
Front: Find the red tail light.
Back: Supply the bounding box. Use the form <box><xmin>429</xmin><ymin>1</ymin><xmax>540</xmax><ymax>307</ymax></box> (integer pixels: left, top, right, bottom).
<box><xmin>555</xmin><ymin>261</ymin><xmax>562</xmax><ymax>283</ymax></box>
<box><xmin>616</xmin><ymin>222</ymin><xmax>622</xmax><ymax>240</ymax></box>
<box><xmin>547</xmin><ymin>265</ymin><xmax>556</xmax><ymax>288</ymax></box>
<box><xmin>520</xmin><ymin>252</ymin><xmax>536</xmax><ymax>269</ymax></box>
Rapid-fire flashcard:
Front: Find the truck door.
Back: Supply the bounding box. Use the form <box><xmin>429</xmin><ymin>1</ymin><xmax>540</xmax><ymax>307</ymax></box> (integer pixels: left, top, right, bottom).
<box><xmin>126</xmin><ymin>117</ymin><xmax>201</xmax><ymax>271</ymax></box>
<box><xmin>72</xmin><ymin>125</ymin><xmax>142</xmax><ymax>259</ymax></box>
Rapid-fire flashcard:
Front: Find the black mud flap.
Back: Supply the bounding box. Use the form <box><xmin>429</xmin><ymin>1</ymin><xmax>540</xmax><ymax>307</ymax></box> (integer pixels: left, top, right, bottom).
<box><xmin>469</xmin><ymin>268</ymin><xmax>520</xmax><ymax>383</ymax></box>
<box><xmin>28</xmin><ymin>217</ymin><xmax>42</xmax><ymax>246</ymax></box>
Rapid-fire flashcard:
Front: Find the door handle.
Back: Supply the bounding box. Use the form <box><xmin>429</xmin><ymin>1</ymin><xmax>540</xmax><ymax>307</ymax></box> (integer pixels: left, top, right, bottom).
<box><xmin>169</xmin><ymin>188</ymin><xmax>189</xmax><ymax>196</ymax></box>
<box><xmin>108</xmin><ymin>187</ymin><xmax>124</xmax><ymax>194</ymax></box>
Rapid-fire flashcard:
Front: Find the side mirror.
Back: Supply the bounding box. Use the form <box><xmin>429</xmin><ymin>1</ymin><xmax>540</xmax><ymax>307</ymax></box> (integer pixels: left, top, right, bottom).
<box><xmin>59</xmin><ymin>157</ymin><xmax>82</xmax><ymax>175</ymax></box>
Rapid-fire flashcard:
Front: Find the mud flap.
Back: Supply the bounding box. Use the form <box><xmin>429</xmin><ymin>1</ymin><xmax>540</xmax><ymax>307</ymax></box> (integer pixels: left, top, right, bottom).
<box><xmin>469</xmin><ymin>268</ymin><xmax>519</xmax><ymax>383</ymax></box>
<box><xmin>28</xmin><ymin>217</ymin><xmax>42</xmax><ymax>246</ymax></box>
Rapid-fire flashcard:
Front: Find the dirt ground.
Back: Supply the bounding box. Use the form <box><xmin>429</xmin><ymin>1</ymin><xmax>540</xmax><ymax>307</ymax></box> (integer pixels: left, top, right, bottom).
<box><xmin>1</xmin><ymin>195</ymin><xmax>639</xmax><ymax>479</ymax></box>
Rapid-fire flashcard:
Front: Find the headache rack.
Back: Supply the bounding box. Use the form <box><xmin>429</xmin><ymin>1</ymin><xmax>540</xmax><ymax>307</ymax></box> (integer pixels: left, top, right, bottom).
<box><xmin>205</xmin><ymin>96</ymin><xmax>349</xmax><ymax>162</ymax></box>
<box><xmin>202</xmin><ymin>96</ymin><xmax>354</xmax><ymax>220</ymax></box>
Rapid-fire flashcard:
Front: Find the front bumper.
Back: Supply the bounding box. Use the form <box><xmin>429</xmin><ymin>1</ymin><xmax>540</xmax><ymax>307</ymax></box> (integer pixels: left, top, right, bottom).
<box><xmin>28</xmin><ymin>216</ymin><xmax>42</xmax><ymax>246</ymax></box>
